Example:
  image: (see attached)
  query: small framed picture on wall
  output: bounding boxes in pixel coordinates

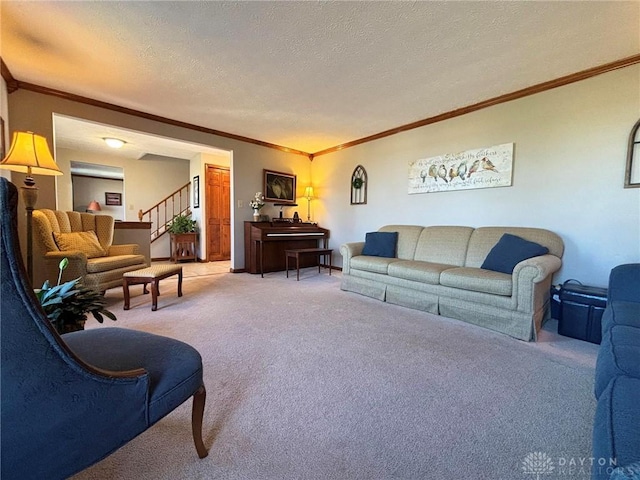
[105,192,122,206]
[193,175,200,208]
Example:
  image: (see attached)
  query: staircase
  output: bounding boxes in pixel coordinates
[138,182,191,243]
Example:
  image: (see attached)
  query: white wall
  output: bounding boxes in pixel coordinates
[312,65,640,287]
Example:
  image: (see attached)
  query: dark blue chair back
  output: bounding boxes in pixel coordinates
[1,178,207,479]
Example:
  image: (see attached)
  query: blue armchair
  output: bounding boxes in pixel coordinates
[0,178,208,479]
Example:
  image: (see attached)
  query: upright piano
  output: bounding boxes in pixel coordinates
[244,221,330,275]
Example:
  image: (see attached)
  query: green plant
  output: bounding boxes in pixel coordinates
[168,214,197,234]
[35,258,116,334]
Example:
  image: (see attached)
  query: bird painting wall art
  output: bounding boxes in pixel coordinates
[408,143,514,194]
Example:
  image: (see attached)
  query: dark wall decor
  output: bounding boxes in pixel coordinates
[625,118,640,188]
[105,192,122,206]
[264,169,296,203]
[193,175,200,208]
[350,165,368,205]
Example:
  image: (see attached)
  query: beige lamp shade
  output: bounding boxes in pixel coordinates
[87,201,102,212]
[0,131,63,179]
[304,186,314,199]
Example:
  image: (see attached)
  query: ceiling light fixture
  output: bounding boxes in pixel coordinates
[103,138,125,149]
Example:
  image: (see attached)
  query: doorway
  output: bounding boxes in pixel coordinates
[205,164,231,261]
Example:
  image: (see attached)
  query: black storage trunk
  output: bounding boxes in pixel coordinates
[557,281,607,344]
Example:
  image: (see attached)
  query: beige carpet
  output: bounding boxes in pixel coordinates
[71,268,599,480]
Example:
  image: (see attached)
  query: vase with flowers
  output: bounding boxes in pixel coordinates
[249,192,265,221]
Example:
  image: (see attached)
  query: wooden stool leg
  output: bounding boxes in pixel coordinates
[151,279,159,311]
[123,278,131,310]
[286,254,289,278]
[177,269,183,297]
[329,252,332,275]
[192,385,208,459]
[143,282,149,294]
[296,253,300,281]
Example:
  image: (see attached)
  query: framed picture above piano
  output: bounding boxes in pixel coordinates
[264,169,296,203]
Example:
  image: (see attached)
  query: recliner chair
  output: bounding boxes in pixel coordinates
[0,178,208,479]
[32,209,147,291]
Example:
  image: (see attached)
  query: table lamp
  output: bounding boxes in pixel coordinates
[87,200,102,213]
[0,131,63,284]
[304,186,314,222]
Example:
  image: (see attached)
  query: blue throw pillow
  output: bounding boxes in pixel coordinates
[481,233,549,274]
[362,232,398,258]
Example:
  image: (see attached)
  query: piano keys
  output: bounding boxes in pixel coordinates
[244,221,330,276]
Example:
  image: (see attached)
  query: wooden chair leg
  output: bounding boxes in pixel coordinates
[192,385,208,459]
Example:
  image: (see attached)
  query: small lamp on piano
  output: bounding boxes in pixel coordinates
[0,131,63,285]
[304,186,314,222]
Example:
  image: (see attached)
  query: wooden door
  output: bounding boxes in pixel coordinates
[205,165,231,261]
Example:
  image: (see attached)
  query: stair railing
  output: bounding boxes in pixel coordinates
[138,182,191,243]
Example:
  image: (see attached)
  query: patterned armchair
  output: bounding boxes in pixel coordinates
[32,209,147,291]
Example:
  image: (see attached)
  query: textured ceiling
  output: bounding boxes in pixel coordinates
[2,1,639,154]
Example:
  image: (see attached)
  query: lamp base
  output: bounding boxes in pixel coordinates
[20,184,38,286]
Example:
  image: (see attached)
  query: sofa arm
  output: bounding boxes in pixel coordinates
[43,251,88,285]
[513,254,562,313]
[513,254,562,283]
[340,242,365,275]
[108,244,140,256]
[608,264,640,303]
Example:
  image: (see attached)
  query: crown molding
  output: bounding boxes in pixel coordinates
[3,53,638,159]
[1,58,19,93]
[3,71,311,158]
[311,53,640,157]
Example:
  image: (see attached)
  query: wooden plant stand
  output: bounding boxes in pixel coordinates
[170,233,198,263]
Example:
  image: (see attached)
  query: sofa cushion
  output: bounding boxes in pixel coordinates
[362,231,398,258]
[608,264,640,303]
[601,301,640,336]
[378,225,424,260]
[440,267,513,296]
[349,255,400,275]
[388,260,454,284]
[595,325,640,398]
[481,233,549,274]
[592,376,640,480]
[86,254,147,274]
[413,226,473,266]
[63,327,203,425]
[53,231,106,258]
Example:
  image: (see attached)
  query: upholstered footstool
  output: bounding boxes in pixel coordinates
[123,265,183,311]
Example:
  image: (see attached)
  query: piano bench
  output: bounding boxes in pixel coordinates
[284,248,333,281]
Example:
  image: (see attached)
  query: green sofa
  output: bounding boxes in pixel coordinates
[340,225,564,341]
